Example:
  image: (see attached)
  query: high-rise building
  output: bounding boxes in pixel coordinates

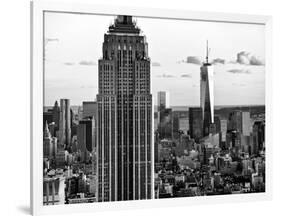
[200,42,214,136]
[77,117,95,161]
[228,110,243,132]
[178,117,189,135]
[96,15,153,202]
[43,121,57,159]
[189,107,203,142]
[58,99,71,148]
[52,100,60,129]
[157,91,169,111]
[242,111,251,136]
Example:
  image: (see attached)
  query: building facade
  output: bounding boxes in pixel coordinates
[58,99,71,148]
[200,45,214,137]
[157,91,169,111]
[96,15,153,202]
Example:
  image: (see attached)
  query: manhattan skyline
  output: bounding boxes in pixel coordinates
[43,13,266,205]
[44,12,265,107]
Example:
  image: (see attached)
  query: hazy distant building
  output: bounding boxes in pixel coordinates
[158,108,173,139]
[242,111,251,136]
[220,119,228,149]
[179,117,189,134]
[200,43,214,136]
[58,99,71,148]
[189,107,203,142]
[157,91,169,111]
[82,101,98,119]
[96,15,152,202]
[228,110,243,132]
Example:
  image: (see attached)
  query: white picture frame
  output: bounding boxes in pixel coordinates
[31,0,273,215]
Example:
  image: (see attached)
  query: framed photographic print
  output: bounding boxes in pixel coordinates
[31,0,272,215]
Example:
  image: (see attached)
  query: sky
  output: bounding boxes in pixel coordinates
[44,12,265,107]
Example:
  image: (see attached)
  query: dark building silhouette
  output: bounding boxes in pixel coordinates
[189,107,203,142]
[97,15,152,202]
[77,118,95,153]
[59,99,71,148]
[52,100,60,128]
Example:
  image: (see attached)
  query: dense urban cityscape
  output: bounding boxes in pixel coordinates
[43,15,265,205]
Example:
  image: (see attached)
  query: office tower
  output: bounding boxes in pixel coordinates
[242,111,251,136]
[43,109,53,126]
[200,42,214,136]
[178,117,189,135]
[158,108,173,139]
[189,107,203,142]
[43,121,57,159]
[77,118,95,161]
[96,15,152,202]
[220,119,228,149]
[228,110,243,132]
[154,112,160,132]
[58,99,71,148]
[214,115,221,133]
[52,100,60,129]
[157,91,170,111]
[82,101,98,119]
[252,121,265,152]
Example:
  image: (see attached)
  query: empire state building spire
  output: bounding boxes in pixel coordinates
[97,15,152,202]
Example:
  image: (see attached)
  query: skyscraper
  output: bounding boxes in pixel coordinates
[189,107,203,142]
[200,42,214,136]
[59,99,71,148]
[96,15,153,202]
[77,117,95,161]
[52,100,60,129]
[157,91,169,111]
[43,121,57,159]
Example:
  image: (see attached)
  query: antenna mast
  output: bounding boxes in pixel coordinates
[206,40,209,64]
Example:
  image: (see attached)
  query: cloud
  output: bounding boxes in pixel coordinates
[236,51,264,65]
[181,74,192,78]
[152,62,161,67]
[45,38,59,43]
[156,73,175,78]
[212,58,226,64]
[64,62,75,66]
[186,56,202,65]
[227,69,251,74]
[232,83,246,87]
[79,60,97,66]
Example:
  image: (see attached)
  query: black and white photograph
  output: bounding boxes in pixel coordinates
[42,12,265,205]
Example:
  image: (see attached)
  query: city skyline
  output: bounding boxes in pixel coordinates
[44,12,265,107]
[43,13,266,205]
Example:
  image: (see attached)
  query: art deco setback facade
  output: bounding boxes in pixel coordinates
[96,15,153,202]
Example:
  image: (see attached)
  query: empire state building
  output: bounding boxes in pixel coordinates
[96,15,153,202]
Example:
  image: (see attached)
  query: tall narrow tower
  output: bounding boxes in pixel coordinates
[97,15,153,202]
[200,41,214,136]
[58,99,71,148]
